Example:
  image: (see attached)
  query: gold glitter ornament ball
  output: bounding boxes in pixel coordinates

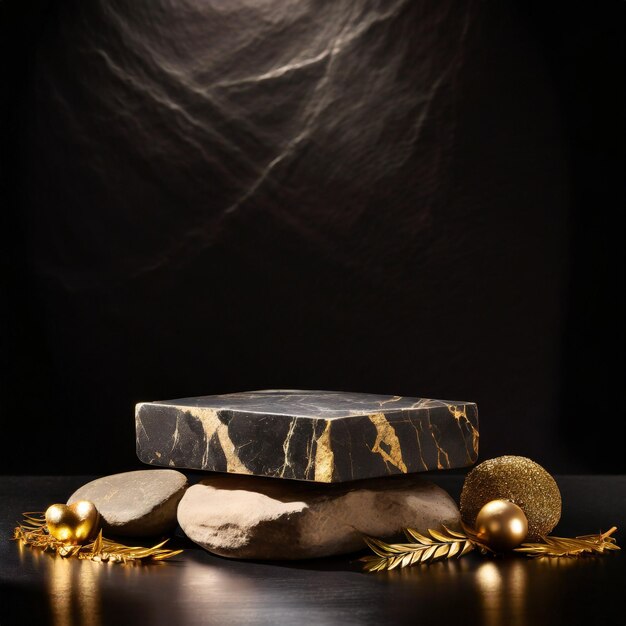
[460,456,561,541]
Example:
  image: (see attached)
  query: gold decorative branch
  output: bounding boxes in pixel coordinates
[362,525,620,571]
[360,526,476,572]
[514,527,620,558]
[14,513,182,564]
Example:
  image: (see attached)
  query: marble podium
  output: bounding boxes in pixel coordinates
[136,390,478,483]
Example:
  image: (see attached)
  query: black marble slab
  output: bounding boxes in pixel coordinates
[136,390,479,482]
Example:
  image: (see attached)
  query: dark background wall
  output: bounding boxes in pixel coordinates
[1,1,623,475]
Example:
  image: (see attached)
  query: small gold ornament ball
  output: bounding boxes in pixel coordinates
[460,455,561,541]
[475,499,528,551]
[45,501,100,544]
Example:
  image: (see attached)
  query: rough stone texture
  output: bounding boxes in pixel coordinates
[68,470,188,537]
[137,390,479,482]
[176,474,460,559]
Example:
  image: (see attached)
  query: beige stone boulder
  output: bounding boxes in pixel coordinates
[177,474,459,559]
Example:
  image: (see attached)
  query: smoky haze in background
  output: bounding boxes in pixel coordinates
[1,0,623,474]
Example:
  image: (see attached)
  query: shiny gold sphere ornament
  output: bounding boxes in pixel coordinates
[475,499,528,551]
[45,501,100,544]
[460,455,561,541]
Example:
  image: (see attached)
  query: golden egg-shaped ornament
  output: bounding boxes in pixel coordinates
[45,501,100,544]
[460,455,561,541]
[475,499,528,552]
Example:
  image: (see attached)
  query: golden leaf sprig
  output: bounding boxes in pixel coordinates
[361,524,620,571]
[13,513,182,564]
[514,527,620,558]
[361,526,477,572]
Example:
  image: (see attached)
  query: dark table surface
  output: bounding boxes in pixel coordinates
[1,474,625,626]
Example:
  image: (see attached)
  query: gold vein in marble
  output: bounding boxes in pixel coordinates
[423,409,450,470]
[279,418,297,478]
[430,427,451,469]
[378,395,402,406]
[447,404,479,459]
[186,407,252,475]
[408,419,429,471]
[368,413,408,473]
[314,420,334,482]
[303,428,317,480]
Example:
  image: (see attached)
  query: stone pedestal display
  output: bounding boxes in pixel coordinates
[134,389,478,559]
[136,389,479,482]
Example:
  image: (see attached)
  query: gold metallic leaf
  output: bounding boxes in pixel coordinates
[514,527,620,558]
[443,526,467,539]
[428,529,452,543]
[361,526,475,571]
[420,545,437,561]
[447,541,460,558]
[432,545,449,559]
[404,528,433,544]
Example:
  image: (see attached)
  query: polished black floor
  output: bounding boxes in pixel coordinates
[1,475,625,626]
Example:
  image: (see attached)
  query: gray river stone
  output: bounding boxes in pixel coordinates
[68,469,188,537]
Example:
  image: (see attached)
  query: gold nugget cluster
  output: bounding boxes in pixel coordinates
[14,513,182,564]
